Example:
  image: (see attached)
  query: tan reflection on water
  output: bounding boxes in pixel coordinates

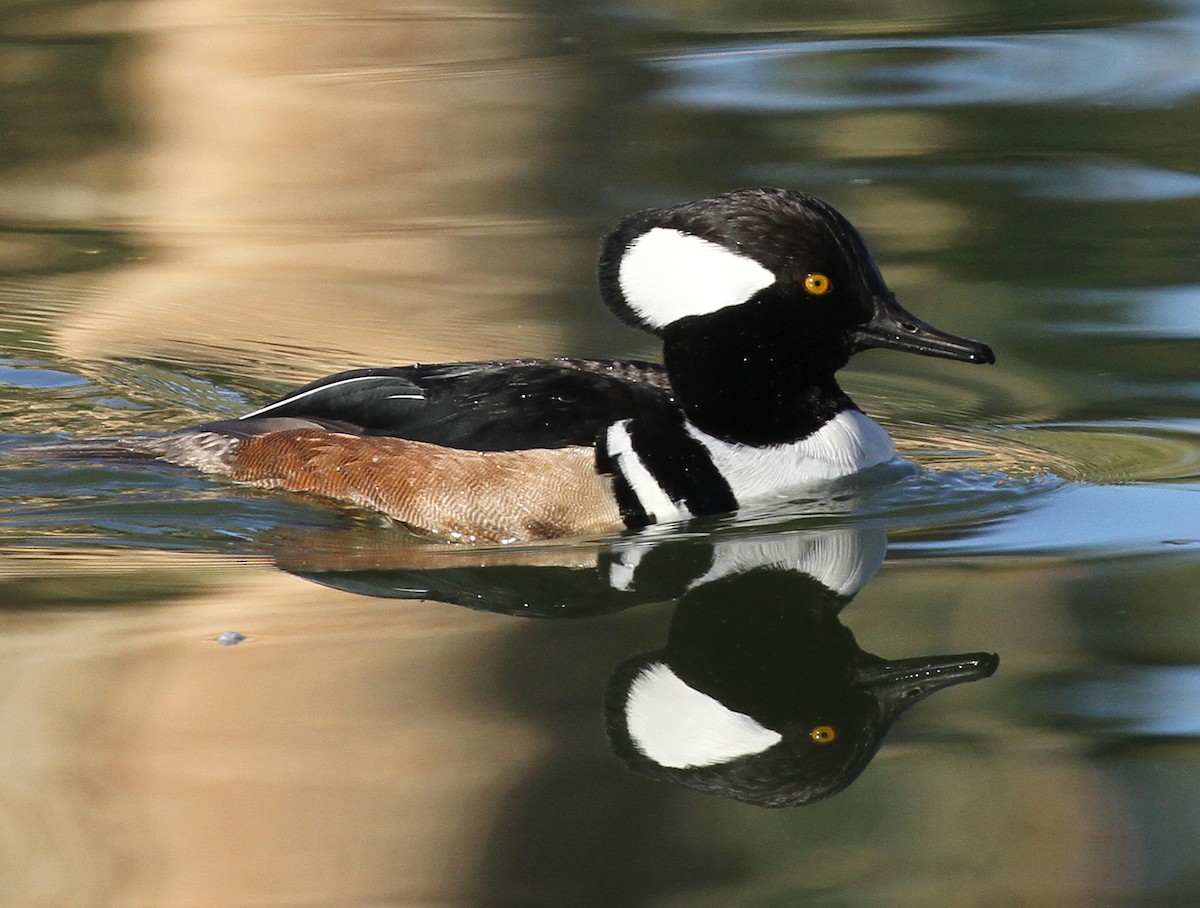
[0,548,1139,907]
[0,3,583,903]
[4,0,584,381]
[0,551,541,906]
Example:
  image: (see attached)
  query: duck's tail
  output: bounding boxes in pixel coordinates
[14,417,357,473]
[14,429,242,473]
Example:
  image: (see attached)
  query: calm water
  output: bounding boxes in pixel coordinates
[1,0,1199,904]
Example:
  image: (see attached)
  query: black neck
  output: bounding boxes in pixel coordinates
[662,304,856,446]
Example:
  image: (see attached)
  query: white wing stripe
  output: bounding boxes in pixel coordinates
[240,375,424,419]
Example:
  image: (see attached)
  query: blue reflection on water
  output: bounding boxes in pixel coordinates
[894,482,1200,557]
[0,359,87,389]
[1057,287,1200,337]
[1053,666,1200,735]
[649,5,1200,111]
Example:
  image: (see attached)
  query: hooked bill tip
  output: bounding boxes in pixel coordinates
[969,343,997,365]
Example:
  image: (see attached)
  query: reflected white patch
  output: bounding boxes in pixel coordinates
[687,409,896,502]
[625,663,782,769]
[605,421,690,525]
[619,228,775,328]
[689,526,887,596]
[607,541,652,591]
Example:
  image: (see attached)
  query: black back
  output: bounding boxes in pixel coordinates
[238,358,673,452]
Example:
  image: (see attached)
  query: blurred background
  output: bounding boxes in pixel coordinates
[0,0,1199,904]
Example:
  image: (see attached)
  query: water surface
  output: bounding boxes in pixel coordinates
[1,0,1199,905]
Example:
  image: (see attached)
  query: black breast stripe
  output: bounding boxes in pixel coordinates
[596,427,653,528]
[596,409,737,527]
[624,412,738,516]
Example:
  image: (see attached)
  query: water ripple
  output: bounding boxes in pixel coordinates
[650,9,1200,111]
[998,419,1200,483]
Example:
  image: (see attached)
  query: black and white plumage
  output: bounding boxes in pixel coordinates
[32,188,996,542]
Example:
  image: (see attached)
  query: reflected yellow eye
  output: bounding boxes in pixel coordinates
[810,725,838,744]
[803,273,832,295]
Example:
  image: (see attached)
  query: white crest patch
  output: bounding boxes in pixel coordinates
[618,228,775,328]
[686,410,896,504]
[625,663,782,769]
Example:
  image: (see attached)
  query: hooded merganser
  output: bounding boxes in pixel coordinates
[42,188,995,542]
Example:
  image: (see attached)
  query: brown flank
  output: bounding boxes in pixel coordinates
[228,429,622,543]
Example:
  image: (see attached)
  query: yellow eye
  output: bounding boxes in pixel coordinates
[810,725,837,744]
[804,273,832,295]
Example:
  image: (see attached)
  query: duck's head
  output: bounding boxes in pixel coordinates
[598,187,995,367]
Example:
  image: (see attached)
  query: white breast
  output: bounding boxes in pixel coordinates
[685,409,897,506]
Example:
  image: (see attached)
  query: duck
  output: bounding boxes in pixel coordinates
[46,188,995,543]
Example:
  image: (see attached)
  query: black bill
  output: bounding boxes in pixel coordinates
[854,294,996,364]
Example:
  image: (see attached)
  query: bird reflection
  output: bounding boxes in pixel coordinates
[605,545,997,806]
[272,524,997,806]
